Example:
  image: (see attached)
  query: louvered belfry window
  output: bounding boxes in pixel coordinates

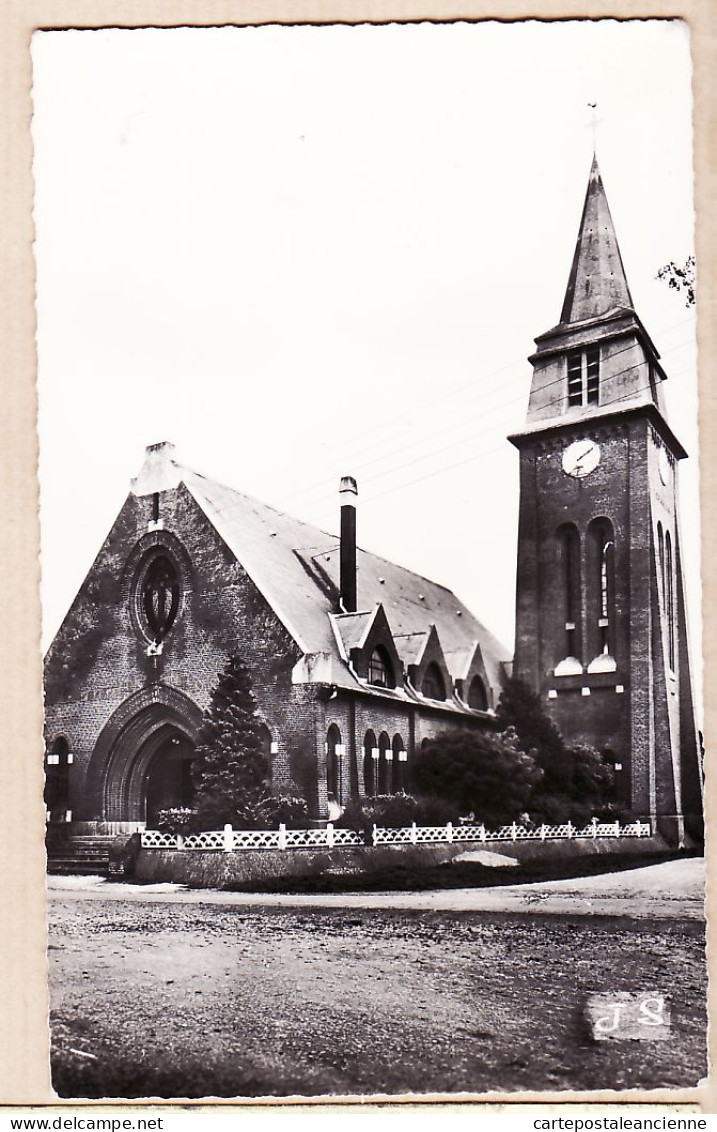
[567,346,600,407]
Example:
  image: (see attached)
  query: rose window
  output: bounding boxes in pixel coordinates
[141,554,180,643]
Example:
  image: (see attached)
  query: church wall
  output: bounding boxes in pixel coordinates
[514,419,646,790]
[601,335,650,407]
[314,693,493,811]
[514,397,698,820]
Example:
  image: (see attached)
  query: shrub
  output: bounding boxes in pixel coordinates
[261,793,310,829]
[413,728,542,829]
[155,807,196,833]
[335,798,378,840]
[497,678,616,820]
[336,792,461,839]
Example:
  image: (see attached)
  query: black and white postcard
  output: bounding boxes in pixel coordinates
[3,7,713,1114]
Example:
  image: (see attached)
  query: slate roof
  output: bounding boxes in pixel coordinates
[393,632,429,668]
[172,463,510,696]
[559,155,634,326]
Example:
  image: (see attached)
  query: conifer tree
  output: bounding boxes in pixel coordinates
[496,676,564,759]
[191,653,270,829]
[496,675,614,821]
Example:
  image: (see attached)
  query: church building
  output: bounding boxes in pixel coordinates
[510,156,703,841]
[43,156,703,840]
[43,447,508,829]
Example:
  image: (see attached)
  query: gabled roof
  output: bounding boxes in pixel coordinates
[445,644,478,682]
[393,631,429,668]
[331,611,376,656]
[559,156,634,326]
[131,447,510,694]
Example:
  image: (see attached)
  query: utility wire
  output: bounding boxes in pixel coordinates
[268,312,696,517]
[189,354,696,563]
[289,332,696,520]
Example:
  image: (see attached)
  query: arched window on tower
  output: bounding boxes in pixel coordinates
[421,663,446,701]
[467,675,488,711]
[363,729,377,798]
[560,524,581,660]
[587,519,616,672]
[666,531,675,671]
[368,647,394,689]
[554,524,582,676]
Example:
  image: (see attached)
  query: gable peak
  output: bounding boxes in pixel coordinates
[131,440,183,496]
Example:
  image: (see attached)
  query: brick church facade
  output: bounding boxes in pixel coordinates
[43,157,703,838]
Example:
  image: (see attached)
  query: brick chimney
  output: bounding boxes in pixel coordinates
[131,441,182,496]
[339,475,358,613]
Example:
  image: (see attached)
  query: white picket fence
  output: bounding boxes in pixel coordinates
[140,817,651,852]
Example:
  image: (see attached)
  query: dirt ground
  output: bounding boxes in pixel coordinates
[48,880,706,1100]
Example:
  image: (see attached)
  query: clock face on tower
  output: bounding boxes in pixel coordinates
[562,438,601,478]
[658,446,671,486]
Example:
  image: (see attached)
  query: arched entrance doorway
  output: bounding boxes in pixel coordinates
[143,727,195,827]
[85,686,203,827]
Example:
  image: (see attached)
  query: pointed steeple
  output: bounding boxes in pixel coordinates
[559,156,633,325]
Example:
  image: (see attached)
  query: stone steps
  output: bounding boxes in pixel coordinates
[46,835,120,876]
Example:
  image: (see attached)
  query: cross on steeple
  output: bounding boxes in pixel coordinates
[587,101,603,155]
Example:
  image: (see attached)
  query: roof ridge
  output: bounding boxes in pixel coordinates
[182,467,336,539]
[185,466,465,599]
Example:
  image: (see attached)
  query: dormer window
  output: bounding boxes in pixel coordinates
[421,663,446,701]
[567,346,600,407]
[467,675,488,711]
[368,647,394,689]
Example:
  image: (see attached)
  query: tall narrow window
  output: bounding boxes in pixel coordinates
[378,732,391,794]
[666,531,675,670]
[557,524,581,668]
[363,730,377,798]
[599,539,613,654]
[45,737,71,822]
[567,352,583,406]
[586,346,600,403]
[587,519,615,671]
[326,724,341,803]
[392,734,406,792]
[567,347,600,407]
[257,724,274,788]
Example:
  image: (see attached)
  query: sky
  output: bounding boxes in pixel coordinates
[31,20,700,699]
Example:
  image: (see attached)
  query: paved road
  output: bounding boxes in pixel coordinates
[47,856,704,920]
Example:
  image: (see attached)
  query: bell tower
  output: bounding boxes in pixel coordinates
[509,156,702,841]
